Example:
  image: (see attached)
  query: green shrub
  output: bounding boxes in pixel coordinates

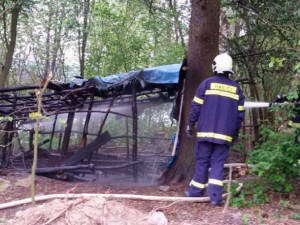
[230,183,269,208]
[248,125,300,193]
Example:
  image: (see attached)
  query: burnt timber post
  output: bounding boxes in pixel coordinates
[97,97,115,137]
[132,80,138,182]
[126,117,130,160]
[49,112,58,150]
[81,94,95,147]
[58,123,63,151]
[61,111,75,155]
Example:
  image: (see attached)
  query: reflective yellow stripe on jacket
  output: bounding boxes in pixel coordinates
[193,96,204,104]
[197,132,233,142]
[238,105,245,111]
[205,90,239,100]
[210,83,237,93]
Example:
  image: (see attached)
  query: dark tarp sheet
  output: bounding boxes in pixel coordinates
[80,64,181,92]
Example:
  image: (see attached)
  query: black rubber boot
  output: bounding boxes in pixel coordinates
[183,191,190,197]
[210,200,225,207]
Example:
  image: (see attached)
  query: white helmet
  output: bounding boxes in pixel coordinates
[212,53,234,74]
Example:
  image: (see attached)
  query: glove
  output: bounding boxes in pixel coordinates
[232,133,239,144]
[275,93,288,103]
[186,125,194,138]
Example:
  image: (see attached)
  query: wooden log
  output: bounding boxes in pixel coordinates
[34,164,94,174]
[61,131,111,166]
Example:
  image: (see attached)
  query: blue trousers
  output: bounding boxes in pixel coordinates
[189,141,229,203]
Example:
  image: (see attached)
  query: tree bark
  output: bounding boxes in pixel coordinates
[79,0,91,78]
[159,0,220,184]
[0,0,22,88]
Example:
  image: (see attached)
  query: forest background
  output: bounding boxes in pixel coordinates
[0,0,300,208]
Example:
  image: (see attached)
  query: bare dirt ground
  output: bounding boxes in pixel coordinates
[0,170,299,225]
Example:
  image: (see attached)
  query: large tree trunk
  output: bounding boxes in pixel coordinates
[0,0,22,88]
[159,0,220,184]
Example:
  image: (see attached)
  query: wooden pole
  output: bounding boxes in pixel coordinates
[132,80,138,182]
[49,112,58,150]
[81,94,94,147]
[126,117,130,159]
[61,111,75,155]
[172,79,185,156]
[57,124,63,151]
[97,97,115,137]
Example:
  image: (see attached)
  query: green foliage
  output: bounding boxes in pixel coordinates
[279,200,289,210]
[224,0,300,105]
[58,119,67,127]
[242,213,250,225]
[231,133,251,160]
[290,213,300,220]
[0,116,13,122]
[248,125,300,192]
[86,0,186,77]
[252,186,269,205]
[230,183,269,208]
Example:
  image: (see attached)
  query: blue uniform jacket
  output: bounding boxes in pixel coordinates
[188,74,245,145]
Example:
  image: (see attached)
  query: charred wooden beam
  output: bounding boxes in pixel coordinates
[47,82,64,91]
[61,131,111,166]
[61,111,75,155]
[49,113,58,150]
[33,164,94,174]
[97,97,115,137]
[0,84,41,93]
[81,94,94,147]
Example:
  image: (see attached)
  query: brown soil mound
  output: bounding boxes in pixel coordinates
[7,197,168,225]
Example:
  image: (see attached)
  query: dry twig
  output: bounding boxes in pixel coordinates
[42,198,84,225]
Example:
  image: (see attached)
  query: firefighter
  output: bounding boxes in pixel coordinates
[185,53,245,205]
[276,87,300,163]
[287,88,300,144]
[287,88,300,164]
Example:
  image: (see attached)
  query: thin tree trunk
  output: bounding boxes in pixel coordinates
[169,0,186,48]
[0,0,22,88]
[79,0,91,78]
[44,8,52,79]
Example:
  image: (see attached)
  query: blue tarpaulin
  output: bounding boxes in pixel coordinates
[142,64,181,84]
[85,63,181,92]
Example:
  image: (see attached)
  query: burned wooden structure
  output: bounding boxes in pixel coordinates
[0,64,183,183]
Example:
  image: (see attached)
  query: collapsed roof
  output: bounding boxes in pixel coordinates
[0,63,184,121]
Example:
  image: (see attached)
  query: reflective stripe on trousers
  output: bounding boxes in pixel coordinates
[189,141,229,202]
